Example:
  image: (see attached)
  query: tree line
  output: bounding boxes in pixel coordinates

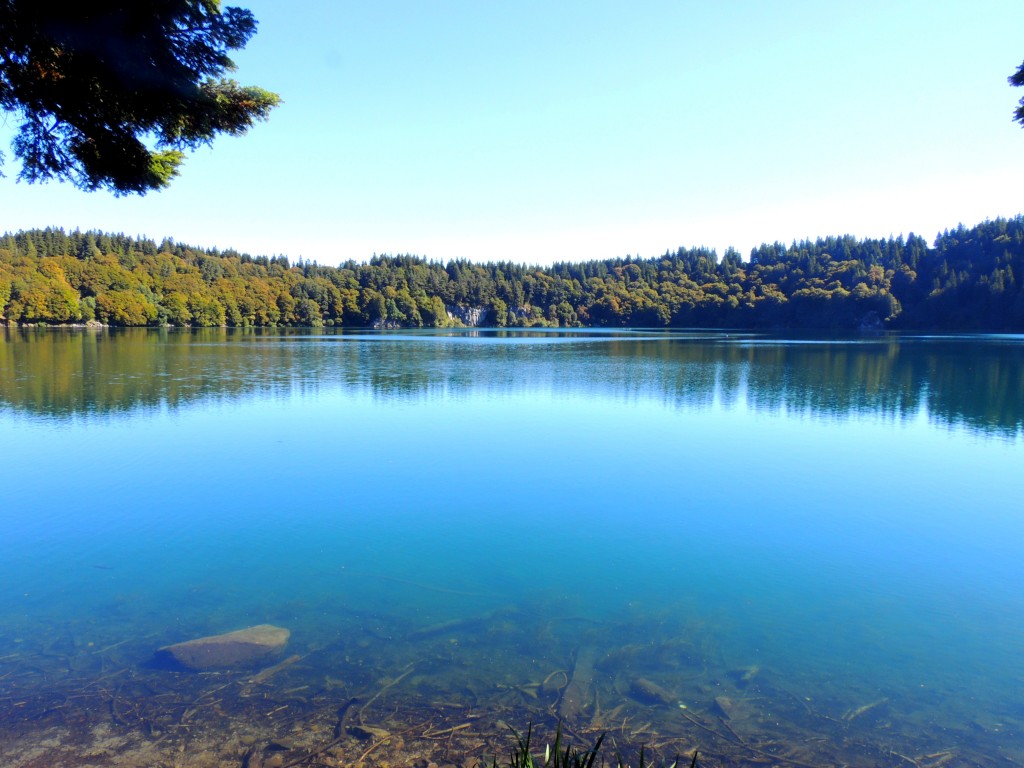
[2,217,1023,330]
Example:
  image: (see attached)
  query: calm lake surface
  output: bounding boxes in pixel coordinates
[1,328,1022,767]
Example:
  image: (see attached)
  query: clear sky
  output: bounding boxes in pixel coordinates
[2,1,1024,266]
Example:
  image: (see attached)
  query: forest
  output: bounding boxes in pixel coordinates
[1,216,1023,330]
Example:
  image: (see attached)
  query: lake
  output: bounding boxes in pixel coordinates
[1,327,1022,767]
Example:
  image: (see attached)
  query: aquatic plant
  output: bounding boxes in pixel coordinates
[617,746,699,768]
[496,723,696,768]
[499,722,603,768]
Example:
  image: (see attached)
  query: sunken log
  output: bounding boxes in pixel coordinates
[558,645,598,722]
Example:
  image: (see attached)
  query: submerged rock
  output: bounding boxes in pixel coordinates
[712,696,735,719]
[728,664,761,687]
[349,724,390,741]
[629,677,675,705]
[158,624,290,670]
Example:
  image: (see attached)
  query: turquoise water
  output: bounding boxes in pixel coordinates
[1,328,1022,766]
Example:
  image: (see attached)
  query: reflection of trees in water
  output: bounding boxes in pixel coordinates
[1,328,1021,436]
[0,327,302,417]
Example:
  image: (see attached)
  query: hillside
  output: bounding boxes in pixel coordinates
[2,217,1023,330]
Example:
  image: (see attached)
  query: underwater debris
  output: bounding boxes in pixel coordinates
[843,697,888,722]
[558,647,598,722]
[0,599,1012,768]
[241,739,295,768]
[409,606,520,639]
[540,670,569,698]
[248,654,302,685]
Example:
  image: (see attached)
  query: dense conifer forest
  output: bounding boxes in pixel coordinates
[2,216,1023,330]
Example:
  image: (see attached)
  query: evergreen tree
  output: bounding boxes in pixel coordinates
[0,1,279,193]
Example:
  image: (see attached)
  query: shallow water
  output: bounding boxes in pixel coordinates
[1,328,1022,767]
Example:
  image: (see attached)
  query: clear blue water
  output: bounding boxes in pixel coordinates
[1,328,1022,766]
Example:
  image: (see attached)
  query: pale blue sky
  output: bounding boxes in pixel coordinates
[2,1,1024,265]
